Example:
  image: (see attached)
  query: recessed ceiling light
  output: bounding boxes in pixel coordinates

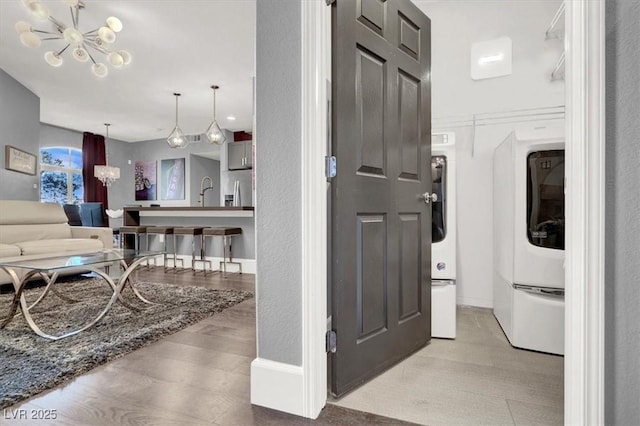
[226,115,236,121]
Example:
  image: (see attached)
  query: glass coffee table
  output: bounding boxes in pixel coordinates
[0,249,162,340]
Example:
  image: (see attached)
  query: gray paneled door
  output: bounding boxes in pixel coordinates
[330,0,433,396]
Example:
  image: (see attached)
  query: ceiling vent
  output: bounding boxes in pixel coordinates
[186,134,203,143]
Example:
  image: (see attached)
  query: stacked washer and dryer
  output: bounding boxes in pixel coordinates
[431,132,457,339]
[493,125,565,355]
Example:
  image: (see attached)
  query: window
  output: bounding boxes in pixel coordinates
[526,150,565,250]
[40,147,84,204]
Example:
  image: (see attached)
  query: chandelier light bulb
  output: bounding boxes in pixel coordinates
[15,21,31,34]
[63,27,83,44]
[106,16,123,32]
[19,31,41,48]
[72,47,89,62]
[108,52,124,68]
[91,63,108,77]
[44,51,63,67]
[98,26,116,44]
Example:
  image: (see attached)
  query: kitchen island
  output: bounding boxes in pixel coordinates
[123,206,255,272]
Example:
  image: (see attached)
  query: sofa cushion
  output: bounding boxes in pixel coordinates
[0,223,73,245]
[0,243,21,258]
[0,201,69,225]
[16,238,103,256]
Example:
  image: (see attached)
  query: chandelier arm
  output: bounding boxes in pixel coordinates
[33,29,57,35]
[75,6,80,29]
[58,44,71,55]
[41,37,63,41]
[83,28,99,35]
[70,7,77,29]
[84,39,108,55]
[48,16,65,32]
[84,46,98,65]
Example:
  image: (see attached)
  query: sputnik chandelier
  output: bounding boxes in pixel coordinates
[15,0,132,77]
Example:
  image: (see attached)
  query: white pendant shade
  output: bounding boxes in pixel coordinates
[98,26,116,44]
[44,51,63,67]
[19,31,41,48]
[91,63,108,77]
[26,1,49,21]
[106,16,123,32]
[118,50,132,65]
[14,21,31,34]
[108,52,124,68]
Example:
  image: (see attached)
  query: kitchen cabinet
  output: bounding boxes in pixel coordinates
[228,140,252,170]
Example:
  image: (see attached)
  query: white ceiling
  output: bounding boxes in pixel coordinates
[0,0,256,142]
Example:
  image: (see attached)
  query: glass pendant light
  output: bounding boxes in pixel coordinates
[205,85,226,145]
[167,93,189,148]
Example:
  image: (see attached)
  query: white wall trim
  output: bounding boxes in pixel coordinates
[250,358,305,416]
[147,255,256,274]
[565,1,605,425]
[300,0,329,419]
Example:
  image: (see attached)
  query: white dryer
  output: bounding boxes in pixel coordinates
[431,132,456,339]
[493,125,565,355]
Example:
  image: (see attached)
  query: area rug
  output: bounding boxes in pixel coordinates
[0,278,252,409]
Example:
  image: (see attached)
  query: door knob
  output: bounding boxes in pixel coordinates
[421,192,438,204]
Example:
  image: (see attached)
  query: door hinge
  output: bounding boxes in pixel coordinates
[325,156,337,179]
[326,0,336,5]
[326,330,337,353]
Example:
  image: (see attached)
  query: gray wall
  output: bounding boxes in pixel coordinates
[255,0,302,365]
[605,1,640,424]
[126,137,221,207]
[0,69,40,201]
[190,154,221,207]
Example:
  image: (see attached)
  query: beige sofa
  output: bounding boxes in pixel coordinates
[0,200,113,285]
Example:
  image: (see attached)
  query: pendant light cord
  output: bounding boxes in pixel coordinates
[104,123,110,166]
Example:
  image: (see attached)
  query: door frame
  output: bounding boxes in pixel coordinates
[298,0,605,423]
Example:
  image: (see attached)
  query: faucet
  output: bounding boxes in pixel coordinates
[199,176,214,206]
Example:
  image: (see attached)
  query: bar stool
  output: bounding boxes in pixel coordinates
[174,226,210,273]
[202,227,242,278]
[119,226,147,252]
[146,226,183,272]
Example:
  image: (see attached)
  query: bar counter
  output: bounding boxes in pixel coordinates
[122,206,255,265]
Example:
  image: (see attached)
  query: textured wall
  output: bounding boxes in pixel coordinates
[0,69,40,201]
[255,0,302,365]
[605,0,640,424]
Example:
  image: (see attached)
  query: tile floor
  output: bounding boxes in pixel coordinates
[329,306,564,425]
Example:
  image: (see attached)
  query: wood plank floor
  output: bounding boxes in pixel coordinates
[6,269,412,426]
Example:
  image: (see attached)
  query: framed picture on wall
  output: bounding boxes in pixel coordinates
[160,158,185,200]
[134,160,157,200]
[5,145,37,175]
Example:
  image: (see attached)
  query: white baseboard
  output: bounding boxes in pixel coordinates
[457,296,493,309]
[147,255,256,274]
[250,358,304,416]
